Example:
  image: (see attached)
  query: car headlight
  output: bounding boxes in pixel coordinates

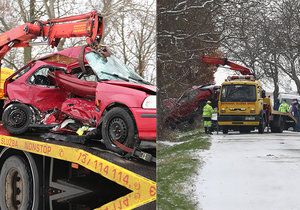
[142,95,156,109]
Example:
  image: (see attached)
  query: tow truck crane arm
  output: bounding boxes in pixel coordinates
[0,10,103,62]
[201,55,254,76]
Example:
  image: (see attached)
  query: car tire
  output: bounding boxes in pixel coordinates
[0,156,34,210]
[2,103,33,135]
[102,107,136,148]
[164,117,177,130]
[188,117,195,125]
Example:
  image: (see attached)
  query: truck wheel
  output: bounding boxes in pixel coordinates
[258,117,266,134]
[102,107,136,148]
[0,156,34,210]
[277,117,284,133]
[271,116,284,133]
[2,103,32,135]
[239,128,251,134]
[222,128,228,134]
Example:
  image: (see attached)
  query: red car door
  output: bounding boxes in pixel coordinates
[27,66,67,112]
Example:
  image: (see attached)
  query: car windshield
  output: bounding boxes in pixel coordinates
[221,84,256,102]
[85,52,150,85]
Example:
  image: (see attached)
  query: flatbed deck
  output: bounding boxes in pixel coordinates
[0,126,156,209]
[272,110,297,123]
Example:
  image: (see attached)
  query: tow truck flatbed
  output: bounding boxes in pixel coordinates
[271,110,297,122]
[0,126,156,210]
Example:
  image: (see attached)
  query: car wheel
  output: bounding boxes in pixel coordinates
[0,156,34,210]
[188,116,195,125]
[164,117,177,130]
[2,103,33,135]
[102,107,136,148]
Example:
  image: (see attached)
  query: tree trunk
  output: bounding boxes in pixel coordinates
[23,0,35,64]
[290,61,300,94]
[23,47,32,64]
[272,54,279,101]
[57,38,66,51]
[273,80,279,101]
[293,74,300,95]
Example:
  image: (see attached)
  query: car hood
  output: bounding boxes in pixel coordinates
[104,81,156,94]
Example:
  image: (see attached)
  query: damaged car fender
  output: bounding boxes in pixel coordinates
[96,82,156,142]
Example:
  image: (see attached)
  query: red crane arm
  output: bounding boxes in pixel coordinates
[201,56,253,75]
[0,10,104,61]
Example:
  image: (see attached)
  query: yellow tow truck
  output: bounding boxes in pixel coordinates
[0,67,14,115]
[0,67,14,98]
[202,56,297,134]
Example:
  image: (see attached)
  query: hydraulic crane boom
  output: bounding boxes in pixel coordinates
[201,55,254,76]
[0,10,103,62]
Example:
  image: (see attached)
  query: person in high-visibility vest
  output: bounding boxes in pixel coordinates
[279,99,290,113]
[202,100,214,134]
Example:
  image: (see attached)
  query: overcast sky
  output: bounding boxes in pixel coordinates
[214,67,298,94]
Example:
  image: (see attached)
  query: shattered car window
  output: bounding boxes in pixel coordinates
[74,66,98,82]
[81,74,98,82]
[29,67,53,86]
[85,52,149,84]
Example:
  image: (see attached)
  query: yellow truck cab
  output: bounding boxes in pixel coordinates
[201,56,296,134]
[218,75,267,134]
[0,67,14,116]
[0,67,14,99]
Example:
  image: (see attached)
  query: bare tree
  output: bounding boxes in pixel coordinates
[219,0,300,97]
[157,0,222,134]
[107,1,156,80]
[0,0,156,84]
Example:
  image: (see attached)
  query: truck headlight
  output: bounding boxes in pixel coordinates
[142,95,156,109]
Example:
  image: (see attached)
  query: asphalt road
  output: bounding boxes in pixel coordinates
[196,131,300,210]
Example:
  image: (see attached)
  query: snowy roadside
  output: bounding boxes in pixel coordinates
[157,129,211,210]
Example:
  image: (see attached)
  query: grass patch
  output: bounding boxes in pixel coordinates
[157,129,210,210]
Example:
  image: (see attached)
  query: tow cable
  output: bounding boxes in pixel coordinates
[112,140,156,163]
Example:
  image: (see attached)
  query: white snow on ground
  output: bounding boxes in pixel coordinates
[159,140,185,146]
[196,131,300,210]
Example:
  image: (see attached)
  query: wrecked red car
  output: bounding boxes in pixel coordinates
[163,84,219,128]
[3,46,156,148]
